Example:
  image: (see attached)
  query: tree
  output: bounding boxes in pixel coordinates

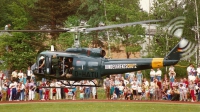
[104,0,148,58]
[149,0,200,77]
[0,0,46,71]
[27,0,81,40]
[77,0,105,48]
[0,33,37,70]
[0,0,13,29]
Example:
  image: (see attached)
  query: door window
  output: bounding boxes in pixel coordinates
[88,62,98,71]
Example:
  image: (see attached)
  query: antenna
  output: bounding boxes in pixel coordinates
[73,32,81,48]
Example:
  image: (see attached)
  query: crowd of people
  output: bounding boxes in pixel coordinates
[0,68,97,101]
[104,65,200,102]
[0,65,200,102]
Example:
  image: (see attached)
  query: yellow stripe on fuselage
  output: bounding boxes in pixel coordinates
[151,58,164,68]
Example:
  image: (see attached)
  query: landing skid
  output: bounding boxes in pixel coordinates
[60,80,102,88]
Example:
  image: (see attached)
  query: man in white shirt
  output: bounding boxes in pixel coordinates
[155,68,162,81]
[150,69,156,82]
[11,70,18,82]
[27,66,32,81]
[55,80,61,100]
[18,70,24,82]
[186,64,193,76]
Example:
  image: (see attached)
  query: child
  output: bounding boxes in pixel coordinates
[137,84,143,100]
[167,88,172,100]
[149,86,154,100]
[79,87,84,100]
[112,91,117,100]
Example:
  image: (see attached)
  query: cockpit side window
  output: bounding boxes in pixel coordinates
[76,61,86,66]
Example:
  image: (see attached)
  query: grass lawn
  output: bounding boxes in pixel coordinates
[0,101,199,112]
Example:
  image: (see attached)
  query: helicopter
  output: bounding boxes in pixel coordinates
[0,18,190,87]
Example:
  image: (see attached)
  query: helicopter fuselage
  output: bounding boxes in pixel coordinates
[33,46,180,81]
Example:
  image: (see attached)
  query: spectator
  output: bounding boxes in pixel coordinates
[166,88,172,100]
[38,81,44,100]
[150,69,156,82]
[149,86,154,100]
[5,24,11,30]
[44,81,50,100]
[11,70,18,82]
[79,87,84,100]
[155,68,162,81]
[131,82,138,100]
[104,78,110,100]
[125,73,129,79]
[18,70,24,83]
[169,65,175,72]
[111,91,117,100]
[84,80,90,99]
[197,80,200,102]
[179,84,187,101]
[91,79,97,99]
[189,81,196,102]
[19,82,25,101]
[129,72,135,81]
[154,79,162,100]
[29,80,36,101]
[0,71,4,88]
[196,65,200,78]
[9,80,17,101]
[118,83,124,100]
[2,82,8,101]
[171,87,180,101]
[136,71,143,85]
[55,80,61,100]
[27,66,32,81]
[137,84,142,100]
[169,70,176,88]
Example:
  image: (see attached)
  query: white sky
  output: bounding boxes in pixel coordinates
[140,0,154,13]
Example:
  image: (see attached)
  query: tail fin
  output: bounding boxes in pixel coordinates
[164,39,189,60]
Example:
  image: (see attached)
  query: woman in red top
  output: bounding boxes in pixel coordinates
[44,81,50,100]
[52,88,56,100]
[64,88,69,99]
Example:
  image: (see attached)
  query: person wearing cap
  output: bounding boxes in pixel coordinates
[39,56,45,73]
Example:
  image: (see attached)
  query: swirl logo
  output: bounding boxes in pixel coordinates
[165,16,197,60]
[166,16,186,38]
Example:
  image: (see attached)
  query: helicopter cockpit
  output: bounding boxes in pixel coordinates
[33,52,75,78]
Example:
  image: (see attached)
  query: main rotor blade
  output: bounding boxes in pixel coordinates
[0,29,69,32]
[85,19,164,32]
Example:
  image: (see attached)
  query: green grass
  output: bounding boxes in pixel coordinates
[0,102,199,112]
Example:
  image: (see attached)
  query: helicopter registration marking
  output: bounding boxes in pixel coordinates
[105,64,136,69]
[75,71,99,78]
